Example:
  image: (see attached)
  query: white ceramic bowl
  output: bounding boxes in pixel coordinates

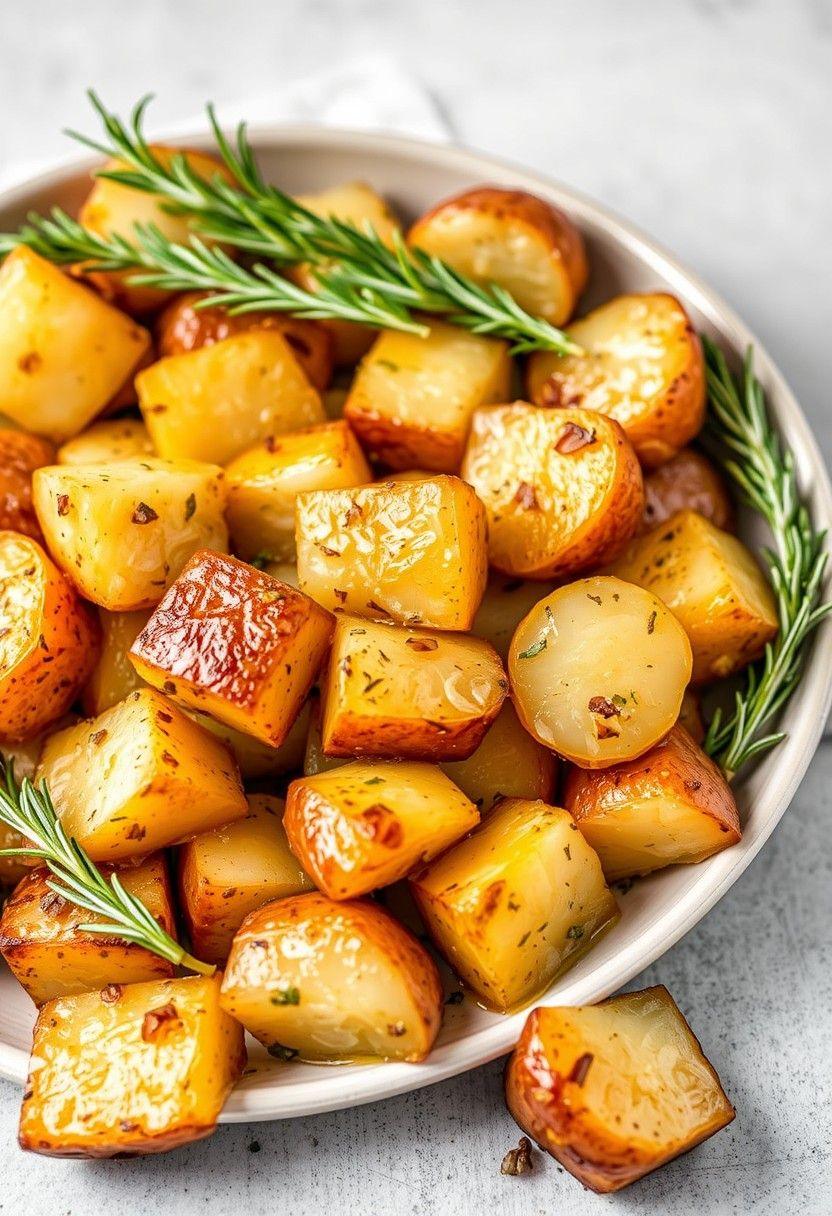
[1,127,830,1122]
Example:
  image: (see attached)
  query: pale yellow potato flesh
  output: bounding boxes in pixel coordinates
[440,701,558,812]
[83,608,151,715]
[57,419,154,465]
[471,575,557,659]
[187,700,311,781]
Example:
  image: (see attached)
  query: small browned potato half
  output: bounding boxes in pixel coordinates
[0,853,176,1005]
[505,987,735,1192]
[409,187,587,326]
[0,532,99,740]
[0,430,55,539]
[137,331,325,467]
[678,688,705,743]
[563,725,741,882]
[0,247,151,441]
[526,293,706,468]
[284,760,479,899]
[225,421,372,562]
[57,418,154,466]
[320,615,507,760]
[155,291,334,390]
[220,891,442,1063]
[19,974,246,1158]
[188,699,311,781]
[609,509,778,683]
[441,701,558,812]
[33,456,228,611]
[82,607,151,716]
[642,448,735,533]
[37,688,247,862]
[462,403,644,580]
[131,552,333,746]
[296,475,488,628]
[179,794,314,966]
[509,576,692,769]
[411,798,617,1011]
[344,322,511,472]
[471,575,556,659]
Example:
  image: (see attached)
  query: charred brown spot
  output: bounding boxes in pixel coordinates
[90,729,108,746]
[100,984,123,1004]
[56,493,71,516]
[127,823,147,841]
[513,481,540,510]
[344,500,362,526]
[141,1003,182,1043]
[406,637,439,652]
[132,502,159,525]
[39,891,66,916]
[569,1052,594,1086]
[588,696,619,718]
[360,804,403,848]
[555,422,595,454]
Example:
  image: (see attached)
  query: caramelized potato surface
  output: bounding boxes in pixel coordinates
[642,448,734,534]
[82,608,151,716]
[471,575,556,659]
[0,429,55,538]
[57,418,154,466]
[441,701,558,812]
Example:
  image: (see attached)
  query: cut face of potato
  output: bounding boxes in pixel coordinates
[409,187,587,326]
[19,974,245,1157]
[0,247,150,441]
[0,532,99,740]
[642,448,734,534]
[0,429,55,539]
[320,616,507,760]
[188,699,310,781]
[284,760,479,899]
[462,403,643,579]
[82,608,151,716]
[471,575,556,659]
[563,725,741,881]
[33,456,228,611]
[509,576,692,768]
[296,475,488,629]
[130,552,334,746]
[57,418,154,466]
[0,853,176,1005]
[225,421,372,562]
[526,293,706,468]
[505,987,735,1192]
[609,509,778,683]
[411,798,618,1011]
[441,701,558,813]
[220,892,442,1063]
[179,795,314,965]
[36,688,247,862]
[137,332,325,466]
[344,322,512,472]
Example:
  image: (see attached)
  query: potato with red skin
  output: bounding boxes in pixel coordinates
[0,430,55,539]
[130,551,334,746]
[642,448,735,534]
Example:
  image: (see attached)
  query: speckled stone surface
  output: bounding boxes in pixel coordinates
[1,1,831,1211]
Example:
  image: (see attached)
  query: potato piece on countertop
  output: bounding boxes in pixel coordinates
[0,430,55,539]
[641,448,734,533]
[471,575,556,660]
[57,418,154,466]
[441,701,557,812]
[82,607,151,716]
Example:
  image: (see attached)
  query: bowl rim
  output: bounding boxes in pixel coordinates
[1,123,830,1121]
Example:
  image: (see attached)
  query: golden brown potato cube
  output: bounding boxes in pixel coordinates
[505,988,735,1192]
[0,853,176,1005]
[130,551,334,746]
[137,331,325,467]
[0,430,55,539]
[188,699,310,781]
[563,725,741,881]
[225,421,371,562]
[296,475,487,628]
[284,760,479,899]
[179,794,313,965]
[57,418,154,466]
[37,688,247,862]
[462,403,643,579]
[441,701,557,812]
[0,247,150,441]
[411,798,618,1011]
[82,608,151,715]
[220,891,442,1062]
[344,323,511,472]
[320,616,507,760]
[409,187,587,326]
[641,448,734,534]
[527,293,706,468]
[19,974,245,1157]
[471,574,556,659]
[32,456,228,610]
[0,532,99,740]
[609,509,778,683]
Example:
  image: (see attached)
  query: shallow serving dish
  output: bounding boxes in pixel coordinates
[1,126,830,1121]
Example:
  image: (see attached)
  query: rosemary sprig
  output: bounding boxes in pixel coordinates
[0,759,214,975]
[702,339,831,777]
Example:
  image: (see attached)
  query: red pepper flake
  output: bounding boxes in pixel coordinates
[39,891,66,916]
[555,422,596,454]
[360,805,403,848]
[368,600,392,617]
[90,729,108,746]
[647,610,657,634]
[120,1120,139,1133]
[132,502,159,525]
[156,711,173,724]
[334,588,348,604]
[588,696,619,718]
[684,778,702,792]
[344,500,362,526]
[569,1052,594,1086]
[161,750,179,767]
[317,543,339,557]
[56,493,71,516]
[126,823,147,841]
[100,984,123,1004]
[162,680,176,695]
[513,481,539,510]
[141,1003,182,1043]
[387,1021,407,1037]
[406,637,439,652]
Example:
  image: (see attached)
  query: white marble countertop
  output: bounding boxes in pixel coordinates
[1,1,831,1211]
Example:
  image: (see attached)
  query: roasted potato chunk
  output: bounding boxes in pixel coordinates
[0,247,150,441]
[320,615,507,760]
[32,456,228,610]
[411,798,618,1011]
[303,695,347,776]
[0,853,176,1005]
[471,575,556,659]
[505,987,735,1192]
[220,892,442,1062]
[130,552,333,746]
[284,760,479,899]
[563,725,741,881]
[461,403,643,579]
[137,331,324,467]
[37,688,247,862]
[0,430,55,539]
[0,532,98,740]
[610,510,778,683]
[57,418,154,466]
[19,974,245,1157]
[409,187,587,326]
[527,293,706,468]
[296,475,487,628]
[179,794,313,965]
[642,448,734,533]
[441,701,557,812]
[188,699,311,781]
[344,323,511,472]
[509,577,692,768]
[225,421,371,562]
[82,608,151,716]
